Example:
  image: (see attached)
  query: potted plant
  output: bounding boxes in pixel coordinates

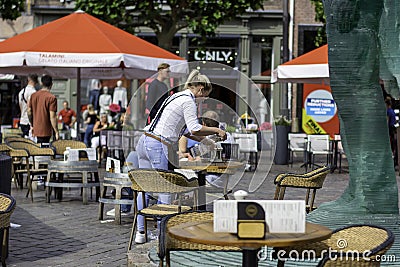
[274,116,291,165]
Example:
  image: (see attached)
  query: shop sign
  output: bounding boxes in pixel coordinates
[189,49,236,66]
[306,98,335,116]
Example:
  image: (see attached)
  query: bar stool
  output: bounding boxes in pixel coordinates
[98,172,135,224]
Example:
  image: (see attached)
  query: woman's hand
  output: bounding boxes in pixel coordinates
[216,128,227,141]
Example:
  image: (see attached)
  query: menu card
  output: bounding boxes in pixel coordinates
[68,148,97,161]
[214,200,306,233]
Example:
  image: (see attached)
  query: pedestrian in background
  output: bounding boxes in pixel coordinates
[27,75,59,143]
[18,73,38,137]
[83,104,98,147]
[58,100,77,131]
[145,63,171,125]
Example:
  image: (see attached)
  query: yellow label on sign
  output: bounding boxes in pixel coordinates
[302,109,327,135]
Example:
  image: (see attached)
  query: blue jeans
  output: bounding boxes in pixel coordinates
[121,151,139,212]
[89,89,100,111]
[135,134,171,232]
[84,124,95,147]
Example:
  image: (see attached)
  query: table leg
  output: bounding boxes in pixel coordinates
[94,172,100,201]
[82,171,88,205]
[242,249,259,267]
[331,140,338,173]
[197,171,206,211]
[56,173,64,201]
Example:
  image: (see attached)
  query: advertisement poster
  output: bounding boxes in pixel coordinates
[302,83,339,137]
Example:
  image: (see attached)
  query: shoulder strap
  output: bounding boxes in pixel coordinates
[21,87,27,103]
[148,94,192,132]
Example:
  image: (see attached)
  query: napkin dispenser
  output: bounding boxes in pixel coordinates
[237,202,266,239]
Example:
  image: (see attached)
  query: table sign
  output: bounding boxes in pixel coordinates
[68,148,97,161]
[106,157,121,173]
[214,200,306,234]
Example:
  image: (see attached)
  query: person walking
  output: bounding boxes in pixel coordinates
[27,75,59,144]
[18,74,38,137]
[145,63,171,125]
[134,69,226,244]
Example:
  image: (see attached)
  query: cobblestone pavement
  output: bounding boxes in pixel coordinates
[4,155,399,266]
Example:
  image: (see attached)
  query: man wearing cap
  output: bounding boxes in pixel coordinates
[145,63,171,125]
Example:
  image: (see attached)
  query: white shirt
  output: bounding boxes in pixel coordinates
[112,86,127,108]
[99,93,112,114]
[18,85,36,125]
[152,90,202,142]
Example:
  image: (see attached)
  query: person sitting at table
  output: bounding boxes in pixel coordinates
[179,110,232,188]
[91,113,113,159]
[134,70,227,244]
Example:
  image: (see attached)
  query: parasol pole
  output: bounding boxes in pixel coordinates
[76,67,81,140]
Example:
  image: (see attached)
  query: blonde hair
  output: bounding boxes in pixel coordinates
[87,104,94,111]
[184,70,212,92]
[157,63,170,71]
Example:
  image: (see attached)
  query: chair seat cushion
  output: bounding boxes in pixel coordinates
[140,204,192,216]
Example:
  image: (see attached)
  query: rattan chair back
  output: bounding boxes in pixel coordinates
[5,136,38,146]
[7,140,53,201]
[0,144,11,153]
[6,141,54,157]
[274,166,330,212]
[128,169,199,194]
[158,211,240,267]
[275,224,394,267]
[318,224,394,266]
[127,169,199,253]
[50,139,87,155]
[0,193,16,267]
[0,193,16,229]
[277,166,330,188]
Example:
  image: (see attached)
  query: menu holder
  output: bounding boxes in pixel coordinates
[237,202,266,239]
[214,200,306,235]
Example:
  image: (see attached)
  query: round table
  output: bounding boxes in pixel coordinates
[168,220,332,267]
[46,159,100,204]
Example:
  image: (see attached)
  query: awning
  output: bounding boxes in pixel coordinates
[271,45,329,84]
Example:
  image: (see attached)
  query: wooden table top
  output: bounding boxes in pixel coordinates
[168,220,332,248]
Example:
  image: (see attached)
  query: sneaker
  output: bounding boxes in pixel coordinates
[106,208,115,216]
[106,208,133,217]
[135,231,146,244]
[121,210,134,216]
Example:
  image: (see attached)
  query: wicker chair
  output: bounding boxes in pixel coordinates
[159,211,240,267]
[127,169,199,251]
[0,144,30,190]
[50,139,87,157]
[4,137,38,146]
[0,193,16,267]
[6,140,54,201]
[275,224,395,267]
[274,166,330,213]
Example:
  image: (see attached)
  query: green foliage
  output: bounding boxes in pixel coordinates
[274,116,291,126]
[0,0,24,21]
[225,125,236,133]
[75,0,264,51]
[310,0,327,46]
